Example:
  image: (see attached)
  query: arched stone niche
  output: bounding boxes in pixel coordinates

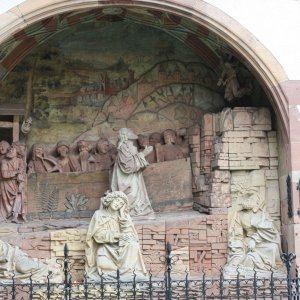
[0,0,292,278]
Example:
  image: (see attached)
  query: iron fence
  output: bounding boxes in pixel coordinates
[0,243,299,300]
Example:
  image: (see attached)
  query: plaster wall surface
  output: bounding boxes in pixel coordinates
[0,0,299,80]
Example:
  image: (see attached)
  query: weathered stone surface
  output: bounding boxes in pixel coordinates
[143,158,193,212]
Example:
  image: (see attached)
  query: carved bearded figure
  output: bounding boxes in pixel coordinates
[0,146,26,223]
[85,191,147,280]
[111,128,154,218]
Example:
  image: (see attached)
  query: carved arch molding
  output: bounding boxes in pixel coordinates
[0,0,289,139]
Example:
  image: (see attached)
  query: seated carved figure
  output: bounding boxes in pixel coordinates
[225,193,283,276]
[93,138,114,171]
[156,129,183,162]
[28,144,60,174]
[85,191,147,280]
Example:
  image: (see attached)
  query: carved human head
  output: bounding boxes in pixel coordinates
[163,129,176,144]
[32,144,44,159]
[6,145,17,159]
[137,134,149,148]
[118,128,138,141]
[241,192,260,211]
[96,138,110,154]
[57,141,70,157]
[149,132,162,146]
[12,141,26,158]
[101,191,129,211]
[77,140,89,153]
[0,140,10,155]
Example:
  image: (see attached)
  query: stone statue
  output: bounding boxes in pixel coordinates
[56,140,77,173]
[21,116,33,134]
[147,132,162,164]
[0,146,26,223]
[0,140,10,221]
[75,140,95,172]
[176,128,190,158]
[0,140,10,162]
[0,239,60,282]
[217,60,252,102]
[93,138,114,171]
[28,144,60,174]
[85,191,147,280]
[156,129,184,162]
[111,128,155,218]
[225,192,284,276]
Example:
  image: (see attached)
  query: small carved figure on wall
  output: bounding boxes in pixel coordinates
[21,116,33,134]
[85,191,147,280]
[176,128,190,158]
[148,132,162,163]
[93,138,114,171]
[56,141,77,173]
[111,128,155,218]
[217,58,252,102]
[0,145,26,223]
[28,144,60,174]
[225,192,284,276]
[75,140,95,172]
[156,129,183,162]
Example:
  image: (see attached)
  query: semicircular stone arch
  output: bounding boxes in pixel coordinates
[0,0,297,273]
[0,0,290,139]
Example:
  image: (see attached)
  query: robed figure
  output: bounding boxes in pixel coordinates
[85,191,147,280]
[111,128,154,218]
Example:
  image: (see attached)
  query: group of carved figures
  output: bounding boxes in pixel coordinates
[0,126,285,281]
[26,128,189,175]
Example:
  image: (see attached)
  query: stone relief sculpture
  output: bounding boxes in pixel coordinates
[217,60,252,102]
[56,140,77,173]
[93,138,115,172]
[0,239,60,282]
[0,146,27,223]
[156,129,184,162]
[21,116,33,134]
[111,128,155,218]
[28,144,60,174]
[74,140,95,172]
[85,191,147,280]
[225,191,284,276]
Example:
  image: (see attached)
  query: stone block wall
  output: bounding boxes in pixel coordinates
[49,213,227,279]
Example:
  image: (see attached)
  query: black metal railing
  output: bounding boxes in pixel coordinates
[0,242,299,299]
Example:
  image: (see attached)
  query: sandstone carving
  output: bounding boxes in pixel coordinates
[93,138,114,171]
[217,60,252,102]
[85,191,147,280]
[65,193,89,212]
[225,191,284,276]
[28,144,60,174]
[0,145,26,223]
[21,116,33,134]
[111,128,155,218]
[0,239,60,282]
[156,129,184,162]
[56,140,77,172]
[147,132,162,164]
[73,140,95,172]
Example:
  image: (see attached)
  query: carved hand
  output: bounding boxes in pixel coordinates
[142,146,153,157]
[247,239,256,251]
